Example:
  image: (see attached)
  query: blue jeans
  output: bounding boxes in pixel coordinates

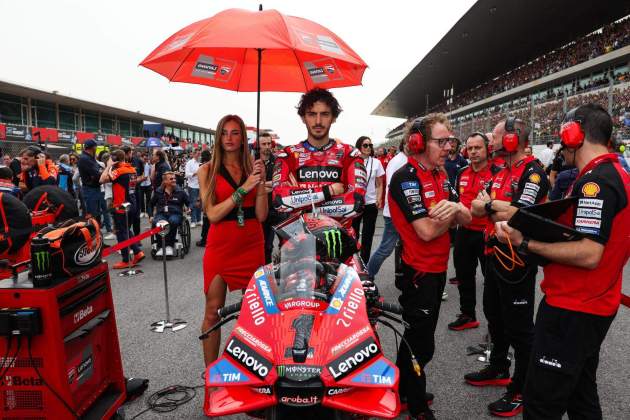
[82,186,104,228]
[153,213,183,247]
[187,187,201,223]
[113,206,141,262]
[366,216,400,279]
[100,196,113,232]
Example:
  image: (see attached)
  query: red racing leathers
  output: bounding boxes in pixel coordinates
[272,139,366,228]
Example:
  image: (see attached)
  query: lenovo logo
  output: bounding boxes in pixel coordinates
[225,337,271,379]
[327,337,379,380]
[297,166,341,182]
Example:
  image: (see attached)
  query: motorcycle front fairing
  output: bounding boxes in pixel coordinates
[204,232,400,418]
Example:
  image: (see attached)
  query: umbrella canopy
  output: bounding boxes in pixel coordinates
[140,137,168,148]
[139,8,367,92]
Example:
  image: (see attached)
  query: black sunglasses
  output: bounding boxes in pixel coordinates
[361,143,373,149]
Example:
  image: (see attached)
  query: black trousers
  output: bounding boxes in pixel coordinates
[453,227,486,318]
[139,185,153,215]
[483,257,536,393]
[352,203,379,263]
[396,263,445,415]
[523,299,615,420]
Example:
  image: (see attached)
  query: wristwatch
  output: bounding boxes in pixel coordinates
[485,200,496,215]
[517,237,530,256]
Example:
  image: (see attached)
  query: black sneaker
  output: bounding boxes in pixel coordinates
[400,393,434,412]
[464,365,511,387]
[488,391,523,417]
[408,409,436,420]
[448,314,480,331]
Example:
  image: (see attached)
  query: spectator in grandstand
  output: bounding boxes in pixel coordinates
[185,149,202,228]
[539,141,555,171]
[78,140,105,226]
[0,166,21,198]
[150,171,190,256]
[196,149,211,247]
[352,136,384,263]
[57,154,75,197]
[18,146,57,193]
[100,149,144,269]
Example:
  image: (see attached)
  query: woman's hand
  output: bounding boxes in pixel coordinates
[242,162,263,192]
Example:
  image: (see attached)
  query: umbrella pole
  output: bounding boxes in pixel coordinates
[256,47,262,160]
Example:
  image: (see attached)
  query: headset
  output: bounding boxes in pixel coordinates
[407,117,427,154]
[470,131,490,149]
[559,107,585,149]
[502,116,521,153]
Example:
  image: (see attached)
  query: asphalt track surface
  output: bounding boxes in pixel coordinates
[111,216,630,420]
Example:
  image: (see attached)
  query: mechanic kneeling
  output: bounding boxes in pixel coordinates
[389,114,471,420]
[150,171,190,256]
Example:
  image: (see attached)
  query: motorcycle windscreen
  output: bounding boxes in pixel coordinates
[275,232,318,303]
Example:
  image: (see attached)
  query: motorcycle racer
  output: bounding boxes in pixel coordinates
[272,88,366,229]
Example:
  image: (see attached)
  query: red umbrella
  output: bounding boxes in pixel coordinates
[140,6,367,144]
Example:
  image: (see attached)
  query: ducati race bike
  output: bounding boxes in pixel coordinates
[200,213,410,419]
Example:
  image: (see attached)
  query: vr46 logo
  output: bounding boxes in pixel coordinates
[323,229,342,259]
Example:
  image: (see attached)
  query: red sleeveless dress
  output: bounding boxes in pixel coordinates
[203,167,264,293]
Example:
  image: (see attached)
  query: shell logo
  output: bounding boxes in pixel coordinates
[529,173,541,183]
[581,182,600,198]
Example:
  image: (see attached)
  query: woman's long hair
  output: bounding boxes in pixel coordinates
[202,114,252,209]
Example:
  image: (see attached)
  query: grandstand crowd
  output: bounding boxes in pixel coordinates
[437,17,630,111]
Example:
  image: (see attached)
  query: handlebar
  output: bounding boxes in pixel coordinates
[373,300,403,315]
[218,300,242,318]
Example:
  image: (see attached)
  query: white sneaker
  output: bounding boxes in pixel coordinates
[442,291,448,301]
[104,232,116,240]
[190,222,196,228]
[165,246,174,256]
[156,248,164,257]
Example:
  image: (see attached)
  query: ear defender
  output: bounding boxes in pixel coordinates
[407,118,426,154]
[502,117,520,153]
[559,108,585,149]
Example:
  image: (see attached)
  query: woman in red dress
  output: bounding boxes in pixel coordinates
[198,115,267,367]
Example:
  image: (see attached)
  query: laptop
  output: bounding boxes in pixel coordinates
[508,197,584,243]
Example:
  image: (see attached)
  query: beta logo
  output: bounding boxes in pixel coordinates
[327,337,380,380]
[225,337,272,379]
[73,305,94,324]
[0,375,43,387]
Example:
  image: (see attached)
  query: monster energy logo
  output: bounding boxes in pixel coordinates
[33,251,50,273]
[277,365,285,377]
[323,229,343,258]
